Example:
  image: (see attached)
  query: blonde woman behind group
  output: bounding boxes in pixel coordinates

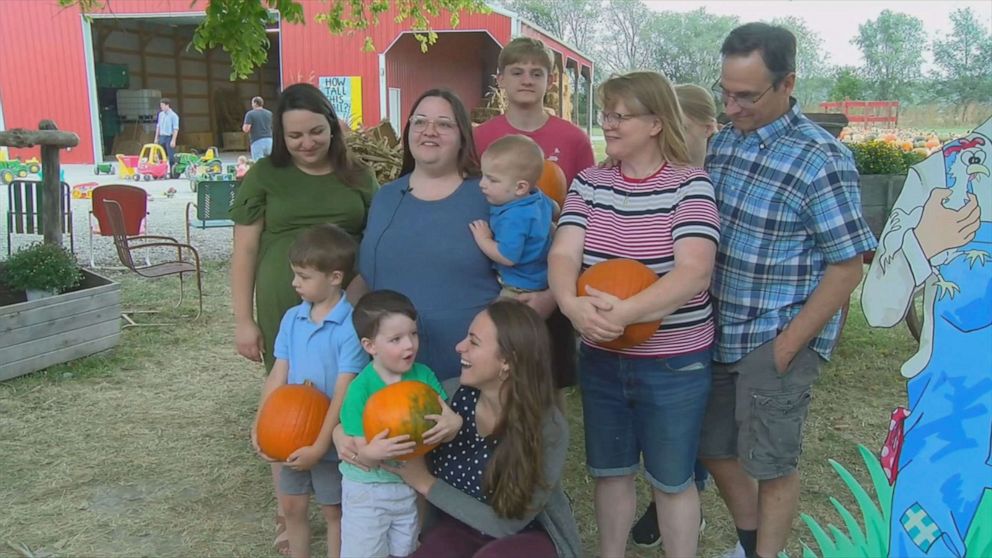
[675,84,719,166]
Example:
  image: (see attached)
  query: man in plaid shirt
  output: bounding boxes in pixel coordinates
[698,23,876,558]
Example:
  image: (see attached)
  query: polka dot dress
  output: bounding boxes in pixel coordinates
[430,386,498,503]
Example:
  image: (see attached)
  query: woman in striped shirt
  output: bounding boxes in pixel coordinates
[548,71,720,558]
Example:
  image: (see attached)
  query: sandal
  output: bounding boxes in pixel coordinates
[274,514,290,556]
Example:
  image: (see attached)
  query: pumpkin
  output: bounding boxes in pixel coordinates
[537,159,568,208]
[363,380,443,461]
[576,259,662,350]
[257,381,331,461]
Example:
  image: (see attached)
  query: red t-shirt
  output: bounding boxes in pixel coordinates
[473,115,595,188]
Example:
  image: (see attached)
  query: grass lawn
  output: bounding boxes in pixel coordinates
[0,264,917,557]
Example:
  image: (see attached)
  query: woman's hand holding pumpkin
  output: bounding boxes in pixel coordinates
[360,429,418,465]
[422,397,464,446]
[560,294,624,343]
[583,286,637,330]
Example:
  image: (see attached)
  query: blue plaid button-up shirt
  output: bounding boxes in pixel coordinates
[708,100,876,363]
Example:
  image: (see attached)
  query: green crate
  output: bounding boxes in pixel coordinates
[95,63,129,89]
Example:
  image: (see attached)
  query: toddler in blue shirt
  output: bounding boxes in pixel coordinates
[469,134,556,297]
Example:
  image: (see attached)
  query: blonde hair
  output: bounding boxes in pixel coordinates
[498,37,553,73]
[599,71,690,166]
[675,84,717,126]
[482,135,545,187]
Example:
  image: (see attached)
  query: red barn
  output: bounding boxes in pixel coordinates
[0,0,594,164]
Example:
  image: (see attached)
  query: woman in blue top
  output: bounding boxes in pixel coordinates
[350,89,499,381]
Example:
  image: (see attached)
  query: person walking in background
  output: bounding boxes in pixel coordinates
[155,98,179,166]
[244,96,274,161]
[699,23,875,558]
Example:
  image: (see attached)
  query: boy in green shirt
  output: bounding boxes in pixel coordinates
[338,290,463,558]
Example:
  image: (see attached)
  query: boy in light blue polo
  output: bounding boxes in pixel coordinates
[339,290,463,558]
[469,134,556,298]
[250,223,368,558]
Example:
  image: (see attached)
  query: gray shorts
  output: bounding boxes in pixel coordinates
[698,340,821,480]
[279,460,343,506]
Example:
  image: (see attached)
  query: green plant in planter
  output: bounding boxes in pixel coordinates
[1,242,82,295]
[901,149,927,169]
[848,141,908,175]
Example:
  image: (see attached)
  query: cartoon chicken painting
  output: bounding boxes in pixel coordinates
[861,117,992,557]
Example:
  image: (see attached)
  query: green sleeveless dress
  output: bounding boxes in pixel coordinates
[229,158,377,371]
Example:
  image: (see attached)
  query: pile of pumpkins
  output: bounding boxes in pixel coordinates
[840,127,960,157]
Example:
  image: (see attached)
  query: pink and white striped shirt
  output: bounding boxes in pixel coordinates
[559,163,720,357]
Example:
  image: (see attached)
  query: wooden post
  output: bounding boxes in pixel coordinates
[0,121,79,247]
[39,121,62,246]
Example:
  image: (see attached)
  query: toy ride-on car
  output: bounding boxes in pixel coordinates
[136,143,170,180]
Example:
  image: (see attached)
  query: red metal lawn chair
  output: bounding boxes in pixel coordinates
[89,184,149,268]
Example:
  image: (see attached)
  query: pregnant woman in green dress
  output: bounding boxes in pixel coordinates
[229,83,377,555]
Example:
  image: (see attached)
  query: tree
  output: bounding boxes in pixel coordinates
[504,0,600,54]
[852,10,926,101]
[647,8,739,87]
[931,7,992,108]
[593,0,656,75]
[771,16,833,109]
[828,66,868,101]
[60,0,489,79]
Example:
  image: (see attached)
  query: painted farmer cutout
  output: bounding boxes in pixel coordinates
[862,116,992,557]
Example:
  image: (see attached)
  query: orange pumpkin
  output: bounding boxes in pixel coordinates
[257,381,331,461]
[363,380,443,461]
[537,160,568,208]
[576,259,662,350]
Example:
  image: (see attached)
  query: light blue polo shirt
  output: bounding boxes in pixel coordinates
[490,190,554,290]
[273,297,368,397]
[157,109,179,136]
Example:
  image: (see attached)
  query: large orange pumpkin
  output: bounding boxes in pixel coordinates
[363,380,443,461]
[537,159,568,208]
[576,259,662,350]
[257,381,331,461]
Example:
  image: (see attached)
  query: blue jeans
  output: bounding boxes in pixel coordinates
[579,345,712,493]
[157,134,175,165]
[251,137,272,161]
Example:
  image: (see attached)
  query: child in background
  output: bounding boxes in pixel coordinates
[470,135,556,299]
[251,223,368,558]
[236,155,252,179]
[338,290,463,558]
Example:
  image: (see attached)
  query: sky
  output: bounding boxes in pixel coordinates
[642,0,992,68]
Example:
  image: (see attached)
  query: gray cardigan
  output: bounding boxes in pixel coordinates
[423,381,583,557]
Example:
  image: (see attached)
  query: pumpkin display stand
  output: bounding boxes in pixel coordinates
[0,267,122,381]
[363,380,443,460]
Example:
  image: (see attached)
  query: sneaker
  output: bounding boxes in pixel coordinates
[630,502,707,548]
[631,502,661,548]
[719,542,746,558]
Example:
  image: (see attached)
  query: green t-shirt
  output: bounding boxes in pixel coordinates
[339,362,447,483]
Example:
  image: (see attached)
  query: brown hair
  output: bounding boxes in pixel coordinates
[482,298,558,519]
[599,72,691,166]
[351,289,418,341]
[288,224,357,284]
[481,135,545,188]
[675,84,717,126]
[498,37,553,74]
[400,89,480,178]
[271,83,370,189]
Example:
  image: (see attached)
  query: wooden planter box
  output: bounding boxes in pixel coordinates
[859,173,907,238]
[0,268,121,381]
